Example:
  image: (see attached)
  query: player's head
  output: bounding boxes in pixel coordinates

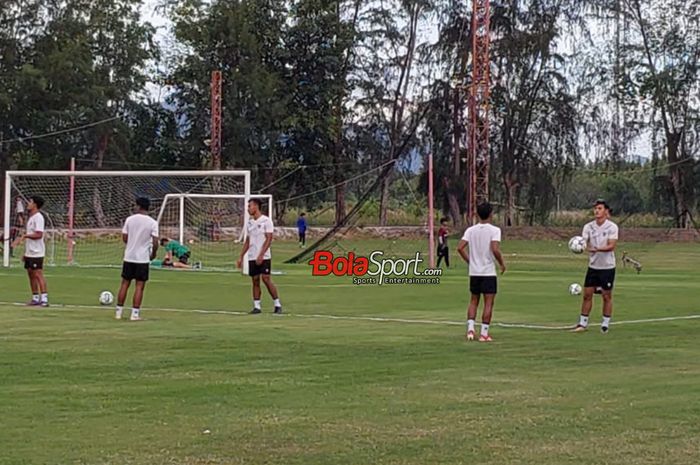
[27,195,44,211]
[594,199,610,219]
[440,217,449,226]
[160,238,170,246]
[476,202,493,221]
[300,212,305,217]
[248,198,262,216]
[136,197,150,212]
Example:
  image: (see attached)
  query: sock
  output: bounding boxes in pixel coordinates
[579,315,589,327]
[32,294,40,302]
[481,323,490,337]
[115,306,123,318]
[602,316,611,328]
[467,319,475,332]
[131,308,140,319]
[254,300,261,310]
[41,293,48,303]
[274,298,281,307]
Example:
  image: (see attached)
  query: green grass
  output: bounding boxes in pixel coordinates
[1,239,700,465]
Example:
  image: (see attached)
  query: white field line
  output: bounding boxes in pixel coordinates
[1,301,700,331]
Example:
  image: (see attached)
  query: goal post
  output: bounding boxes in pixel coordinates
[3,170,251,268]
[155,193,273,272]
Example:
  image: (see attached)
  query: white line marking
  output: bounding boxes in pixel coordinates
[2,301,699,330]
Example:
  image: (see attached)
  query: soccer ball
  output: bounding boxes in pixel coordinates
[568,235,586,254]
[99,291,114,306]
[569,283,582,295]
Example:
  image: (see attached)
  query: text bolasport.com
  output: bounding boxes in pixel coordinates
[308,251,442,286]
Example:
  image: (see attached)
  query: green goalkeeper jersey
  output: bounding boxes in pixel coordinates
[166,240,189,258]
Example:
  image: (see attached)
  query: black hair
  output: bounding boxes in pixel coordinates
[476,202,493,220]
[594,199,611,211]
[249,198,262,209]
[30,195,45,209]
[160,238,170,246]
[300,212,306,217]
[440,217,448,224]
[136,197,150,211]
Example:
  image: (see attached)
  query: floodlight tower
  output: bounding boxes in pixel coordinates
[468,0,491,222]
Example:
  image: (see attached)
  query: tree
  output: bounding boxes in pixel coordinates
[622,0,700,227]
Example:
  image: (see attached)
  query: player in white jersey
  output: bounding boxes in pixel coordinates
[237,199,282,314]
[457,202,507,342]
[11,196,49,306]
[573,199,619,334]
[115,197,159,321]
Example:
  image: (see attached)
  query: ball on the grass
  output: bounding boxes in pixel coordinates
[569,283,582,295]
[99,290,114,306]
[188,239,195,244]
[568,235,586,254]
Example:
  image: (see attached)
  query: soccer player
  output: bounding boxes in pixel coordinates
[11,195,49,307]
[237,198,282,314]
[159,238,199,269]
[457,202,506,342]
[573,199,618,334]
[437,217,450,268]
[116,197,159,321]
[296,212,307,248]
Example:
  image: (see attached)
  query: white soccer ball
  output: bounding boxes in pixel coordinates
[568,235,586,254]
[99,291,114,306]
[569,283,582,295]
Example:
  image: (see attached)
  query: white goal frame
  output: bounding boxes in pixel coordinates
[3,170,251,267]
[156,193,274,245]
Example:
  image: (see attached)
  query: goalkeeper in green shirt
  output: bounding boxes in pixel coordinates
[154,238,200,269]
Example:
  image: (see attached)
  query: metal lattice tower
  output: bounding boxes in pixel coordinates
[468,0,491,222]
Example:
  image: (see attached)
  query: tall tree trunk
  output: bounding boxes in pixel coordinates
[378,171,392,226]
[93,133,108,228]
[666,130,689,228]
[503,173,518,227]
[443,177,461,226]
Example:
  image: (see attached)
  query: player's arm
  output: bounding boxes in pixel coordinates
[257,232,273,264]
[236,237,250,269]
[457,239,469,263]
[491,240,507,274]
[150,236,159,261]
[591,239,617,253]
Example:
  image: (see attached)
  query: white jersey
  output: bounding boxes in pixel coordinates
[246,215,274,260]
[122,213,159,264]
[462,223,502,276]
[24,212,45,258]
[582,219,618,270]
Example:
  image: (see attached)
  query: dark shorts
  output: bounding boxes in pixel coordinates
[178,252,190,265]
[249,259,272,277]
[584,267,615,291]
[24,257,44,270]
[122,261,150,282]
[470,276,497,295]
[299,231,306,240]
[438,245,449,257]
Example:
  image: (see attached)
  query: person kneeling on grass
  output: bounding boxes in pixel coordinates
[158,237,201,269]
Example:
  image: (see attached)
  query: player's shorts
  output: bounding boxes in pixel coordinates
[470,276,497,295]
[177,252,191,265]
[23,257,44,270]
[248,259,272,277]
[584,267,615,291]
[122,261,150,282]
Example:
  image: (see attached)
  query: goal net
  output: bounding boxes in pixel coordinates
[3,170,250,268]
[156,193,273,271]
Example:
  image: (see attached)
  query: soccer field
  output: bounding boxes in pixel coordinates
[1,239,699,465]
